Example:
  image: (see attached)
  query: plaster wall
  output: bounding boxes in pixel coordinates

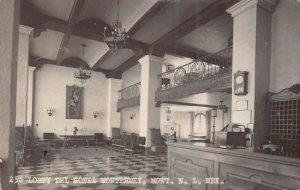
[33,64,108,138]
[270,0,300,92]
[121,106,140,134]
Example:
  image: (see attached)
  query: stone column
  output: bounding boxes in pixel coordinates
[227,0,278,149]
[0,0,20,189]
[139,55,164,147]
[26,66,36,139]
[106,78,122,138]
[15,25,33,140]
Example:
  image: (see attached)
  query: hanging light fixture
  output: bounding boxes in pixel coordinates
[103,0,128,53]
[74,44,91,85]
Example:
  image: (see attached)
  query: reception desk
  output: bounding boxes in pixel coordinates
[167,142,300,190]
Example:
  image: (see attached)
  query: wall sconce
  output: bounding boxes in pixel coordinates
[166,107,171,121]
[130,113,135,119]
[211,108,217,117]
[93,111,104,118]
[47,108,54,116]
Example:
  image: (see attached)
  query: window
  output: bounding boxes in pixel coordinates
[193,113,207,136]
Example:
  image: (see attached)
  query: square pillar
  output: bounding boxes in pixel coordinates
[0,0,20,189]
[139,55,164,147]
[227,0,278,149]
[106,78,122,138]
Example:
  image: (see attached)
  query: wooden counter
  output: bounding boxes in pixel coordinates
[167,142,300,190]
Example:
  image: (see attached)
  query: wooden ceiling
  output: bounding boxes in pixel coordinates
[21,0,239,79]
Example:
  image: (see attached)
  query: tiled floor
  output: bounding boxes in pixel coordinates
[17,147,168,190]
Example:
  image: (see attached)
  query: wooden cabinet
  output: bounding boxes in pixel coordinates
[167,142,300,190]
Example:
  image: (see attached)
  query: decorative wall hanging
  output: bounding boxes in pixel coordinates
[66,85,83,119]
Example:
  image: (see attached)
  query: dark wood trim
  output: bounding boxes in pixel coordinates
[159,101,217,109]
[56,0,85,65]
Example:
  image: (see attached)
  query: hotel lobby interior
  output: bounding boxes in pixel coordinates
[1,0,300,189]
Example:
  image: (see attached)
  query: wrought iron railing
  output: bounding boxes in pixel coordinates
[157,47,232,90]
[118,82,141,100]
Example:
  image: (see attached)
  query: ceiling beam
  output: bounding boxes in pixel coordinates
[55,0,85,65]
[160,101,217,109]
[150,0,236,50]
[20,0,68,36]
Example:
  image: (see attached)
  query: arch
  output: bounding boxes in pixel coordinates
[193,112,207,136]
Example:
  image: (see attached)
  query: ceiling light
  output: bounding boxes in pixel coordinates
[74,44,91,85]
[103,0,129,53]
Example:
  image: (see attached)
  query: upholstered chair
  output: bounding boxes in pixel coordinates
[150,128,167,156]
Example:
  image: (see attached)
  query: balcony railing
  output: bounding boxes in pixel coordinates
[157,47,232,90]
[118,82,141,101]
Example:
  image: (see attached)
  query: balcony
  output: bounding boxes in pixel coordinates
[117,82,141,111]
[156,47,232,102]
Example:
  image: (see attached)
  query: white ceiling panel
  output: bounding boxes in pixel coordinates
[28,0,75,21]
[164,53,193,68]
[62,35,109,68]
[132,0,215,44]
[78,0,158,30]
[176,14,233,54]
[99,49,135,70]
[30,30,64,60]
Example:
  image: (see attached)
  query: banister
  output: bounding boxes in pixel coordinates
[157,47,232,90]
[118,82,141,101]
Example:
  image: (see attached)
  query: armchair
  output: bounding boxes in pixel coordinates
[95,133,105,147]
[150,128,167,156]
[124,134,145,155]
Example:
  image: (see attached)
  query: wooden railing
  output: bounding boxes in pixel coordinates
[157,47,232,90]
[118,82,141,101]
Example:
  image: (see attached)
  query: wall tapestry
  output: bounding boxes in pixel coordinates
[66,85,83,119]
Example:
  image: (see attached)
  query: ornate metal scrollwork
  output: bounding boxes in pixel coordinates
[120,82,141,100]
[190,61,206,80]
[174,67,186,85]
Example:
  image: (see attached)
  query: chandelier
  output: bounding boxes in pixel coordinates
[74,44,91,85]
[103,0,128,52]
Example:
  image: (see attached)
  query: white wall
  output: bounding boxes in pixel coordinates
[33,64,108,138]
[270,0,300,92]
[121,106,140,134]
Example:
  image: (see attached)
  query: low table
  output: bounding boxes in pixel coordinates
[60,135,94,147]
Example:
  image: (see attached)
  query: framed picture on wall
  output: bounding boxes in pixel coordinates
[66,85,83,119]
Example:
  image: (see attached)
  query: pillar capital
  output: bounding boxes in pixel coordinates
[227,0,279,17]
[138,55,165,66]
[28,66,36,72]
[19,25,34,36]
[107,78,123,84]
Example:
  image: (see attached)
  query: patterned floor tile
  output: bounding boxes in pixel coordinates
[18,147,167,190]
